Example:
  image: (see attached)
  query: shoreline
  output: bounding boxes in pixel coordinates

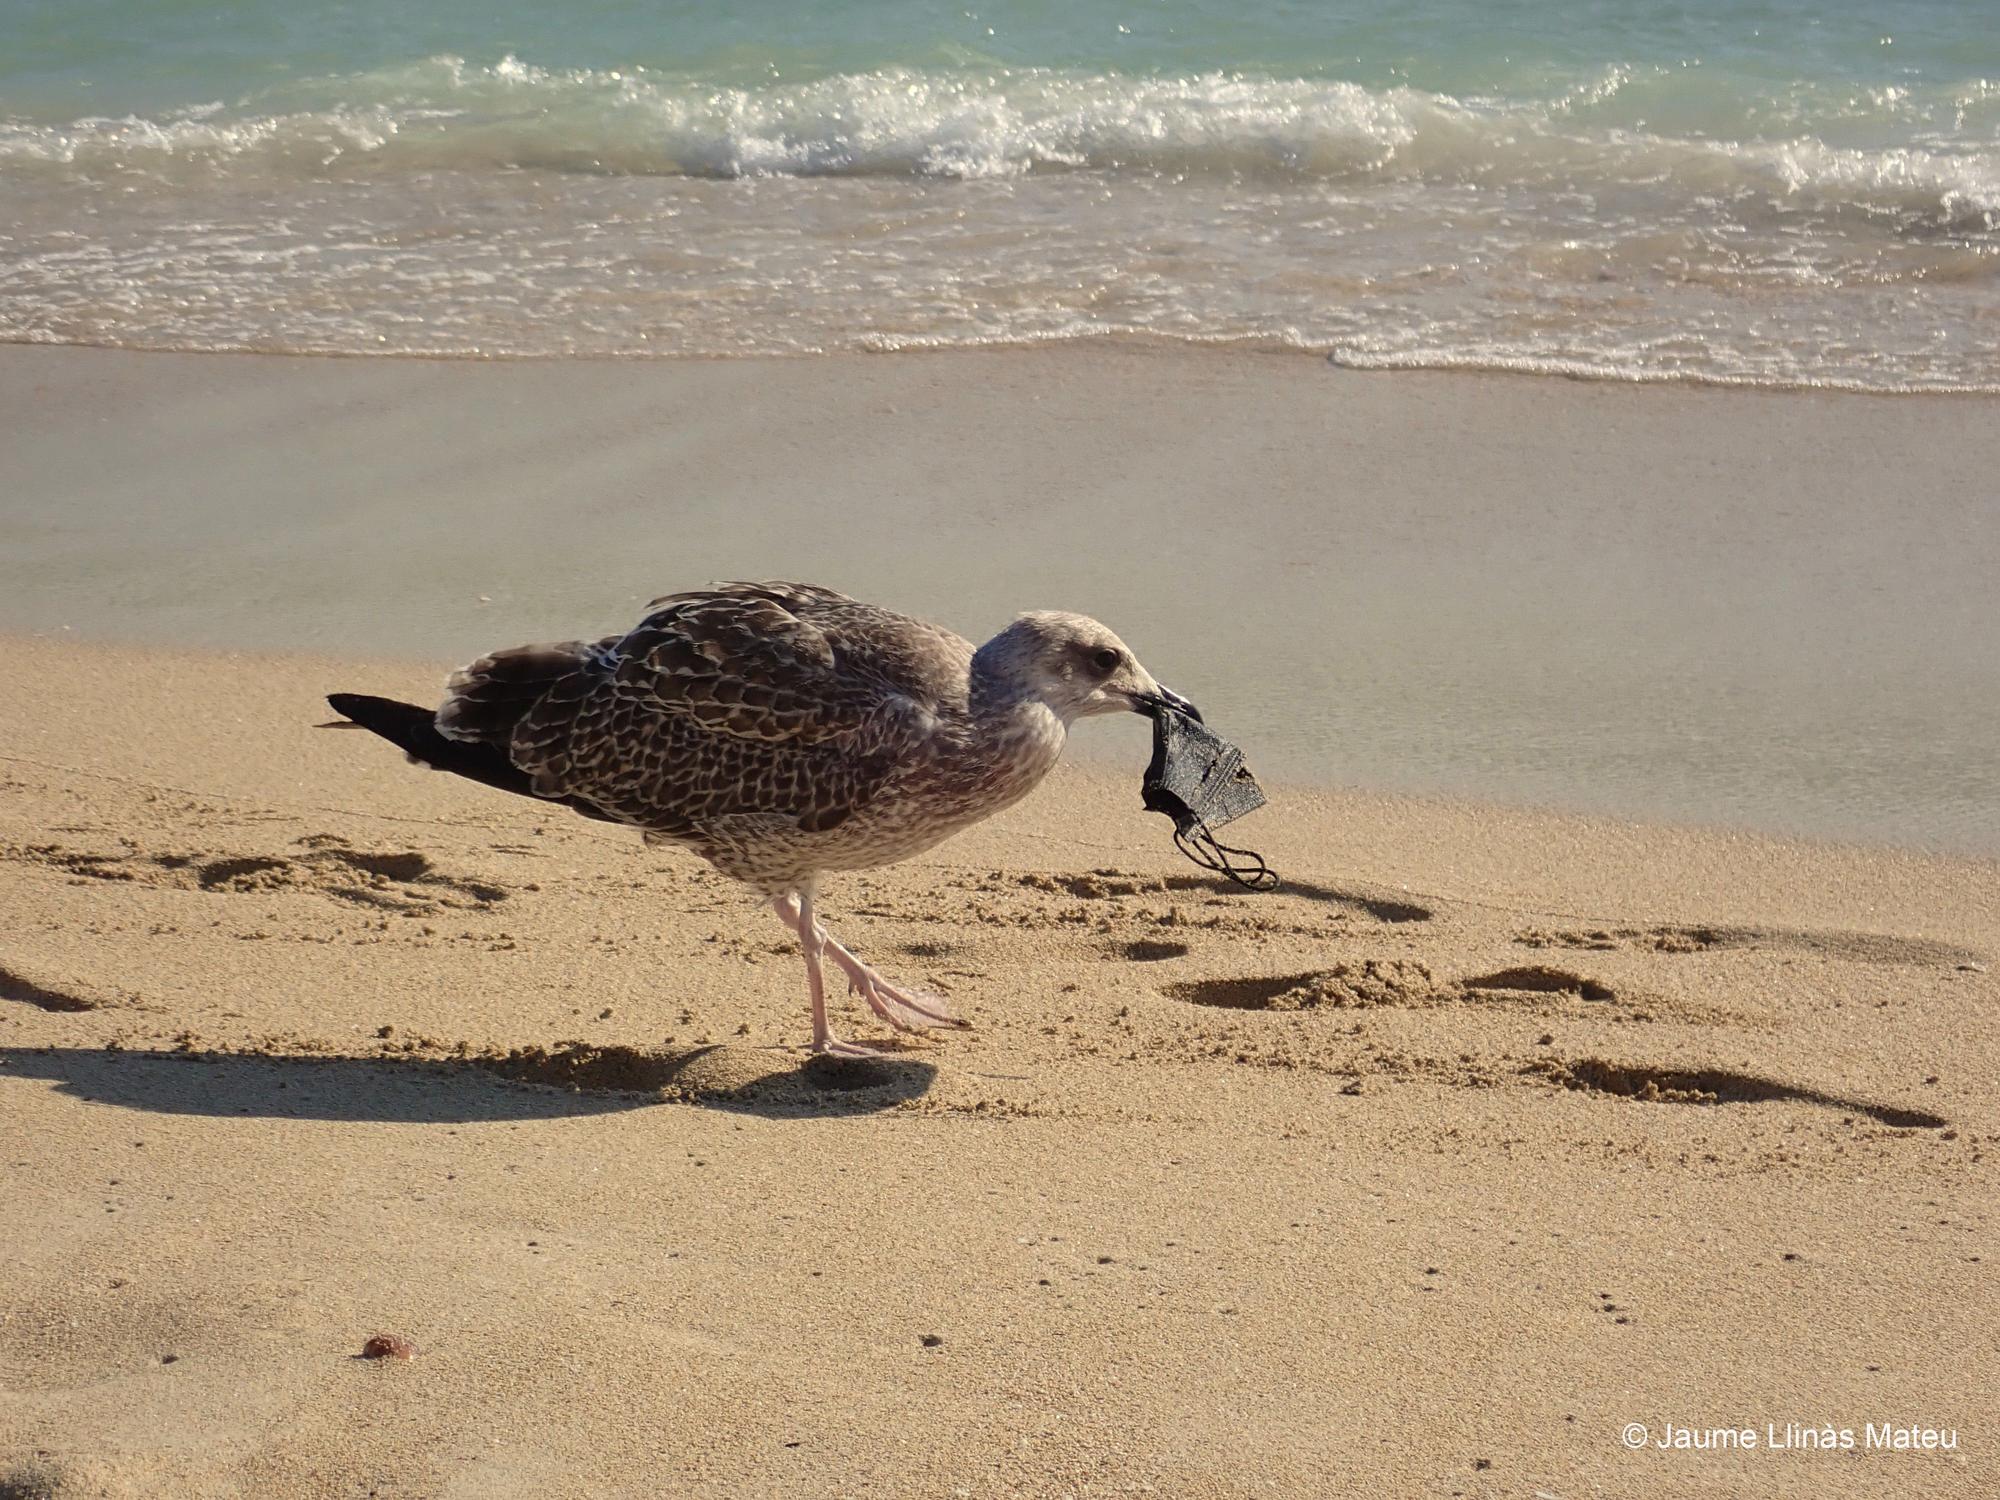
[12,332,2000,398]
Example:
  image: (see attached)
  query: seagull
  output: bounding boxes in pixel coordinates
[328,581,1199,1057]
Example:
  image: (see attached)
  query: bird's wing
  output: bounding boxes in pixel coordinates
[507,583,970,834]
[647,581,976,708]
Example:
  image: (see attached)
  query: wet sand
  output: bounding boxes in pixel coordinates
[3,343,1998,852]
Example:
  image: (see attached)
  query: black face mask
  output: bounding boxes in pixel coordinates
[1141,707,1278,890]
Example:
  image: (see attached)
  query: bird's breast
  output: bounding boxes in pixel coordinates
[808,703,1066,868]
[930,701,1065,808]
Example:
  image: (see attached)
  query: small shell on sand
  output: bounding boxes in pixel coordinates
[360,1333,418,1361]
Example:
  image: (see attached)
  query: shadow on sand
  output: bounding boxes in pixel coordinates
[1158,869,1435,924]
[0,1042,935,1125]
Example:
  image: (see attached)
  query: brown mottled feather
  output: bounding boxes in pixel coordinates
[440,583,970,846]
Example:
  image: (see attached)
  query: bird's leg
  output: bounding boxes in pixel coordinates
[818,930,964,1030]
[769,892,963,1033]
[780,888,884,1059]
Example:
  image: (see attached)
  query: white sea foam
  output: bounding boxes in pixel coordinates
[2,61,1997,387]
[2,61,1995,224]
[1324,346,2000,395]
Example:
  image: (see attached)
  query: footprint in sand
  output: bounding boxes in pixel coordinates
[1015,868,1434,925]
[1166,960,1442,1011]
[1516,925,1722,954]
[0,960,120,1013]
[1521,1057,1948,1129]
[1515,922,1983,970]
[1166,960,1628,1014]
[1463,965,1617,1002]
[2,834,509,913]
[1118,939,1191,962]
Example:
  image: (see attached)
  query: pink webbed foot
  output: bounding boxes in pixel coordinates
[823,941,966,1032]
[772,891,968,1046]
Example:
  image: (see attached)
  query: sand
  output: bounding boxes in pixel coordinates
[2,343,1996,1497]
[0,633,1993,1499]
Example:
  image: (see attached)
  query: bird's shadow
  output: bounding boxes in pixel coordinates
[0,1043,934,1124]
[1161,870,1435,924]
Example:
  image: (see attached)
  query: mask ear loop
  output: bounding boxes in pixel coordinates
[1173,820,1279,892]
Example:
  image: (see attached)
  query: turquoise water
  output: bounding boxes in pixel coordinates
[6,1,1990,111]
[3,1,1997,383]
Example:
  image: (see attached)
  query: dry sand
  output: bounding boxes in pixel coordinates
[1,636,1993,1498]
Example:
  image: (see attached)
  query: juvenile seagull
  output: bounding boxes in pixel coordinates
[328,581,1198,1057]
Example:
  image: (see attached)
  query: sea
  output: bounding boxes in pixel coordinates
[3,0,1997,388]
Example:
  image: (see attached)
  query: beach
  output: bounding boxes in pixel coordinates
[8,0,1999,1488]
[2,344,1995,1497]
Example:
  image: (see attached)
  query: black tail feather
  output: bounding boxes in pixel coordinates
[325,692,619,824]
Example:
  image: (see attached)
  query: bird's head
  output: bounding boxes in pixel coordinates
[973,611,1201,726]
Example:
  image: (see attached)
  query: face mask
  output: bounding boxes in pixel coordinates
[1141,706,1277,891]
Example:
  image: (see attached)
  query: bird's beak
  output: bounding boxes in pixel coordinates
[1131,684,1203,724]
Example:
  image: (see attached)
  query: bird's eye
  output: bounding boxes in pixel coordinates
[1091,648,1121,673]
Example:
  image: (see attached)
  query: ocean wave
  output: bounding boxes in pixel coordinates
[6,56,1996,387]
[3,58,1996,225]
[1323,345,2000,395]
